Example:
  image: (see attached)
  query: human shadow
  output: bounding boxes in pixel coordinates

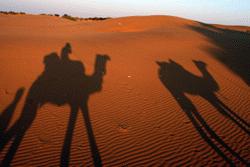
[157,59,249,165]
[0,88,25,138]
[0,43,110,167]
[188,23,250,86]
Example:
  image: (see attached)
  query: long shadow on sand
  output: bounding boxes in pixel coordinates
[0,43,110,167]
[188,23,250,86]
[0,88,25,139]
[157,59,249,165]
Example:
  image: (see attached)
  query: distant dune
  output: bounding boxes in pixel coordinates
[0,14,249,166]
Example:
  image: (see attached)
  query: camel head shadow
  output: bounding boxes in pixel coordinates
[95,54,110,75]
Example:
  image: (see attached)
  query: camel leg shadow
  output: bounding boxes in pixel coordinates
[60,105,79,167]
[203,94,250,135]
[170,90,248,165]
[80,102,102,167]
[60,101,102,167]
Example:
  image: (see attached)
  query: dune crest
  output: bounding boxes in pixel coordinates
[0,15,249,166]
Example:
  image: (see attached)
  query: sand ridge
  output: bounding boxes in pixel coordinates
[0,14,249,166]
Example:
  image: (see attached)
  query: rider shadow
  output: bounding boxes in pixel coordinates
[157,59,249,165]
[0,43,110,167]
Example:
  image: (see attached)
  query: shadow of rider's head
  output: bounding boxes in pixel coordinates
[61,43,72,61]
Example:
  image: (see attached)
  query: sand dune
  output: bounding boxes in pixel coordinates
[0,14,249,166]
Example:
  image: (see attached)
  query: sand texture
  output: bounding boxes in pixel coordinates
[0,14,249,166]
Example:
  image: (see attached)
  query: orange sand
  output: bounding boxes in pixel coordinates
[0,14,249,166]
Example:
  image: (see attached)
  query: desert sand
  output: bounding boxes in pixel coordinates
[0,14,249,166]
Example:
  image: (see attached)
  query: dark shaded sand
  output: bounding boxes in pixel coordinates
[0,14,249,166]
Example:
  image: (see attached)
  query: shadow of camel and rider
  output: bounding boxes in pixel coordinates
[157,59,249,165]
[0,43,110,167]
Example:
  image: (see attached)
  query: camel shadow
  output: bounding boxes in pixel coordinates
[0,43,110,167]
[157,59,249,165]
